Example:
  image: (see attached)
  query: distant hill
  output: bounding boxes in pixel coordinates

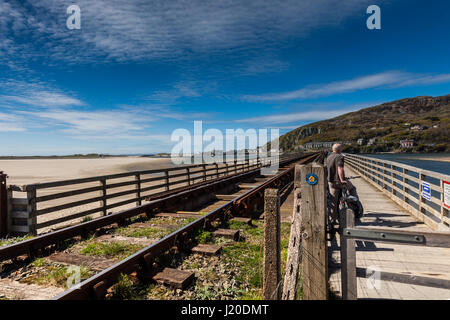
[279,95,450,153]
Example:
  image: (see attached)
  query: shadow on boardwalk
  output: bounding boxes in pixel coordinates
[328,167,450,300]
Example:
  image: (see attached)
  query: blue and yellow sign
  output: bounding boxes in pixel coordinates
[306,173,319,185]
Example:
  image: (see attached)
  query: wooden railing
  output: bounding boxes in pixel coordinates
[345,154,450,231]
[7,155,299,235]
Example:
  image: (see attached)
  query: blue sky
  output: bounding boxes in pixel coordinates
[0,0,449,155]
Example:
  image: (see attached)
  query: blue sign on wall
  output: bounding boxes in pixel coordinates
[422,182,431,201]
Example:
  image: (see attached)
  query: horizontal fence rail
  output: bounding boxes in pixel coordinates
[6,154,301,235]
[345,154,450,231]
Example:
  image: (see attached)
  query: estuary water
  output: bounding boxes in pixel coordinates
[362,153,450,176]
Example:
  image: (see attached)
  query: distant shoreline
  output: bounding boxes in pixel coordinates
[0,155,171,160]
[412,156,450,162]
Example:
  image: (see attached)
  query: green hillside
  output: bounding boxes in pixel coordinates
[279,95,450,153]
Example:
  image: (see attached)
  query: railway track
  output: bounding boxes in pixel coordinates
[0,153,319,300]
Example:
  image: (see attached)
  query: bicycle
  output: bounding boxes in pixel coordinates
[326,176,364,241]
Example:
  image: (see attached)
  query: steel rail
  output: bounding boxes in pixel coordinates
[0,153,314,263]
[53,153,318,300]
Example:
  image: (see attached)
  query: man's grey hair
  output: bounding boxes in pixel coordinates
[332,143,342,152]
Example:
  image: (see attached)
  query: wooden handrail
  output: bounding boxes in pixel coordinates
[346,154,450,230]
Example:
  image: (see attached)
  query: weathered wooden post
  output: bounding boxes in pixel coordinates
[164,170,170,191]
[99,179,107,216]
[27,187,37,235]
[300,163,328,300]
[263,188,281,300]
[282,165,302,300]
[202,164,207,181]
[0,172,8,237]
[135,174,142,206]
[340,208,357,300]
[186,168,191,185]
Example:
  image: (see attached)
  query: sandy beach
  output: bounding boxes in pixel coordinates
[0,157,179,233]
[0,157,174,186]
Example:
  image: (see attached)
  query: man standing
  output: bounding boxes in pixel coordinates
[326,143,358,221]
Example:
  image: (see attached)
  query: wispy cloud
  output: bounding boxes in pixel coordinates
[0,0,373,66]
[239,55,289,75]
[0,112,25,132]
[236,109,359,124]
[0,78,210,139]
[242,71,450,102]
[0,79,84,108]
[19,109,148,136]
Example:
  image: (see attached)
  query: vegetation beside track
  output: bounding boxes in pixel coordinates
[108,217,298,300]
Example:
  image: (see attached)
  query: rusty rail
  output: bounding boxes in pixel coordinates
[53,153,317,300]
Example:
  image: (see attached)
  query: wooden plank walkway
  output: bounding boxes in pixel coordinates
[329,167,450,300]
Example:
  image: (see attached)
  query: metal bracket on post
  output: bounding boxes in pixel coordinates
[343,228,425,244]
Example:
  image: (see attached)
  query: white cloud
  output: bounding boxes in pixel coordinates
[0,79,84,108]
[19,109,149,136]
[2,92,84,107]
[243,71,450,102]
[0,123,25,132]
[0,112,26,132]
[0,0,374,65]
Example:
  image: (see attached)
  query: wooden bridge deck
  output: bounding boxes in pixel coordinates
[329,167,450,300]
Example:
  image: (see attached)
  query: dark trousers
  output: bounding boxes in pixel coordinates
[328,181,358,221]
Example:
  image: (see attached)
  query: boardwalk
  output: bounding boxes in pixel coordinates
[329,167,450,299]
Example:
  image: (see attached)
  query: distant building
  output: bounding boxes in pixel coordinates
[357,138,366,146]
[303,141,336,149]
[410,125,424,131]
[367,138,377,146]
[400,139,414,148]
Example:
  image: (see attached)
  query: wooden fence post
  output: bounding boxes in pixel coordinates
[340,208,357,300]
[282,165,302,299]
[202,165,207,181]
[300,163,328,300]
[7,188,12,234]
[186,168,191,185]
[263,188,281,300]
[135,174,142,206]
[164,170,170,191]
[0,172,7,237]
[27,188,37,235]
[99,179,107,216]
